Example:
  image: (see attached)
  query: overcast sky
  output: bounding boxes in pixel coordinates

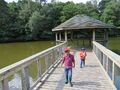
[5,0,93,4]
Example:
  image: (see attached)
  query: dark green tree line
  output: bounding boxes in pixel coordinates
[0,0,119,42]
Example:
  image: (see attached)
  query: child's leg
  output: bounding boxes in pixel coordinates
[83,60,85,66]
[65,68,68,83]
[80,60,83,68]
[68,68,73,87]
[68,68,72,82]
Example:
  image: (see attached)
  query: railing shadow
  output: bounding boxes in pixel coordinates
[36,60,62,89]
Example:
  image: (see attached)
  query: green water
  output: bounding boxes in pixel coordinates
[108,37,120,55]
[0,37,119,69]
[0,41,55,69]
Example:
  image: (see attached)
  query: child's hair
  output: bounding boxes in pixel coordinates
[81,47,85,50]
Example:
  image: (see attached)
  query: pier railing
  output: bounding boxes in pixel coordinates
[0,41,67,90]
[93,41,120,90]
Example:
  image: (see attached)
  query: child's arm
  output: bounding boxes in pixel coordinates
[72,55,75,68]
[72,61,75,68]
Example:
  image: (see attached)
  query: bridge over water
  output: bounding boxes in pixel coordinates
[0,15,120,90]
[34,46,114,90]
[0,41,120,90]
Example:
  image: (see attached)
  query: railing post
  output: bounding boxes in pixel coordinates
[0,81,2,90]
[58,47,60,59]
[2,79,9,90]
[60,46,63,58]
[106,57,109,73]
[103,54,106,68]
[37,59,42,78]
[21,67,30,90]
[98,49,100,61]
[112,62,115,84]
[45,55,49,69]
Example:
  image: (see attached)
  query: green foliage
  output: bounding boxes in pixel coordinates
[60,2,83,22]
[28,11,45,39]
[0,0,119,42]
[98,0,111,13]
[85,1,100,19]
[0,0,10,40]
[100,0,120,26]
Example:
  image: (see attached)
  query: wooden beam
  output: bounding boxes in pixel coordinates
[93,30,95,41]
[21,67,30,90]
[65,31,67,41]
[2,79,9,90]
[55,32,58,42]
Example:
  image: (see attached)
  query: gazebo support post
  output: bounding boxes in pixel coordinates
[93,30,96,41]
[55,32,58,45]
[65,31,67,41]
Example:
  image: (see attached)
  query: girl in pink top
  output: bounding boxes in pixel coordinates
[61,47,75,87]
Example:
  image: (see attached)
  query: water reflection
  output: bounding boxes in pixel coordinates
[115,76,120,90]
[114,64,120,90]
[9,74,33,90]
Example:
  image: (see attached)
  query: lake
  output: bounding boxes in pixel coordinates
[0,38,120,89]
[0,41,55,69]
[0,37,120,69]
[108,37,120,55]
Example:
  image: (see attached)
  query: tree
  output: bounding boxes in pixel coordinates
[101,0,120,26]
[98,0,111,13]
[0,0,10,41]
[60,2,85,22]
[85,1,100,19]
[28,11,46,39]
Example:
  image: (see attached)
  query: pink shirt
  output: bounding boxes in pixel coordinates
[61,54,75,68]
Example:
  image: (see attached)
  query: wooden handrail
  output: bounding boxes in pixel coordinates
[93,41,120,67]
[93,41,120,90]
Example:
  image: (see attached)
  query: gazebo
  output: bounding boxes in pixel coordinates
[52,14,115,47]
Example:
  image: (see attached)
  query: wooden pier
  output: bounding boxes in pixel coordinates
[0,41,119,90]
[34,51,114,90]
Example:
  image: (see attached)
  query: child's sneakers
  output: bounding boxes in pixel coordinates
[69,82,73,87]
[65,81,68,84]
[65,81,73,87]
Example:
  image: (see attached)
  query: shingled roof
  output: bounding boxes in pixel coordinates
[52,15,115,31]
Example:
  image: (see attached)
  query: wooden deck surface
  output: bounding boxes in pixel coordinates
[34,50,114,90]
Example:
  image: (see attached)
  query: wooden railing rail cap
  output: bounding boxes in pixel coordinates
[93,41,120,67]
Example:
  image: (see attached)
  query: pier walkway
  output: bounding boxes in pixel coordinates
[34,51,114,90]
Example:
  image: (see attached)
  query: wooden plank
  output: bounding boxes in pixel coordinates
[37,60,42,78]
[112,62,115,83]
[45,55,49,69]
[21,67,30,90]
[2,79,9,90]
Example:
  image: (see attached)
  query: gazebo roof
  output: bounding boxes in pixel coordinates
[52,15,115,31]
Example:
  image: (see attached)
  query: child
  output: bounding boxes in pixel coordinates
[61,47,75,87]
[79,48,87,68]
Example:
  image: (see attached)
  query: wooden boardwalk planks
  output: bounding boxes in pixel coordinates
[34,51,114,90]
